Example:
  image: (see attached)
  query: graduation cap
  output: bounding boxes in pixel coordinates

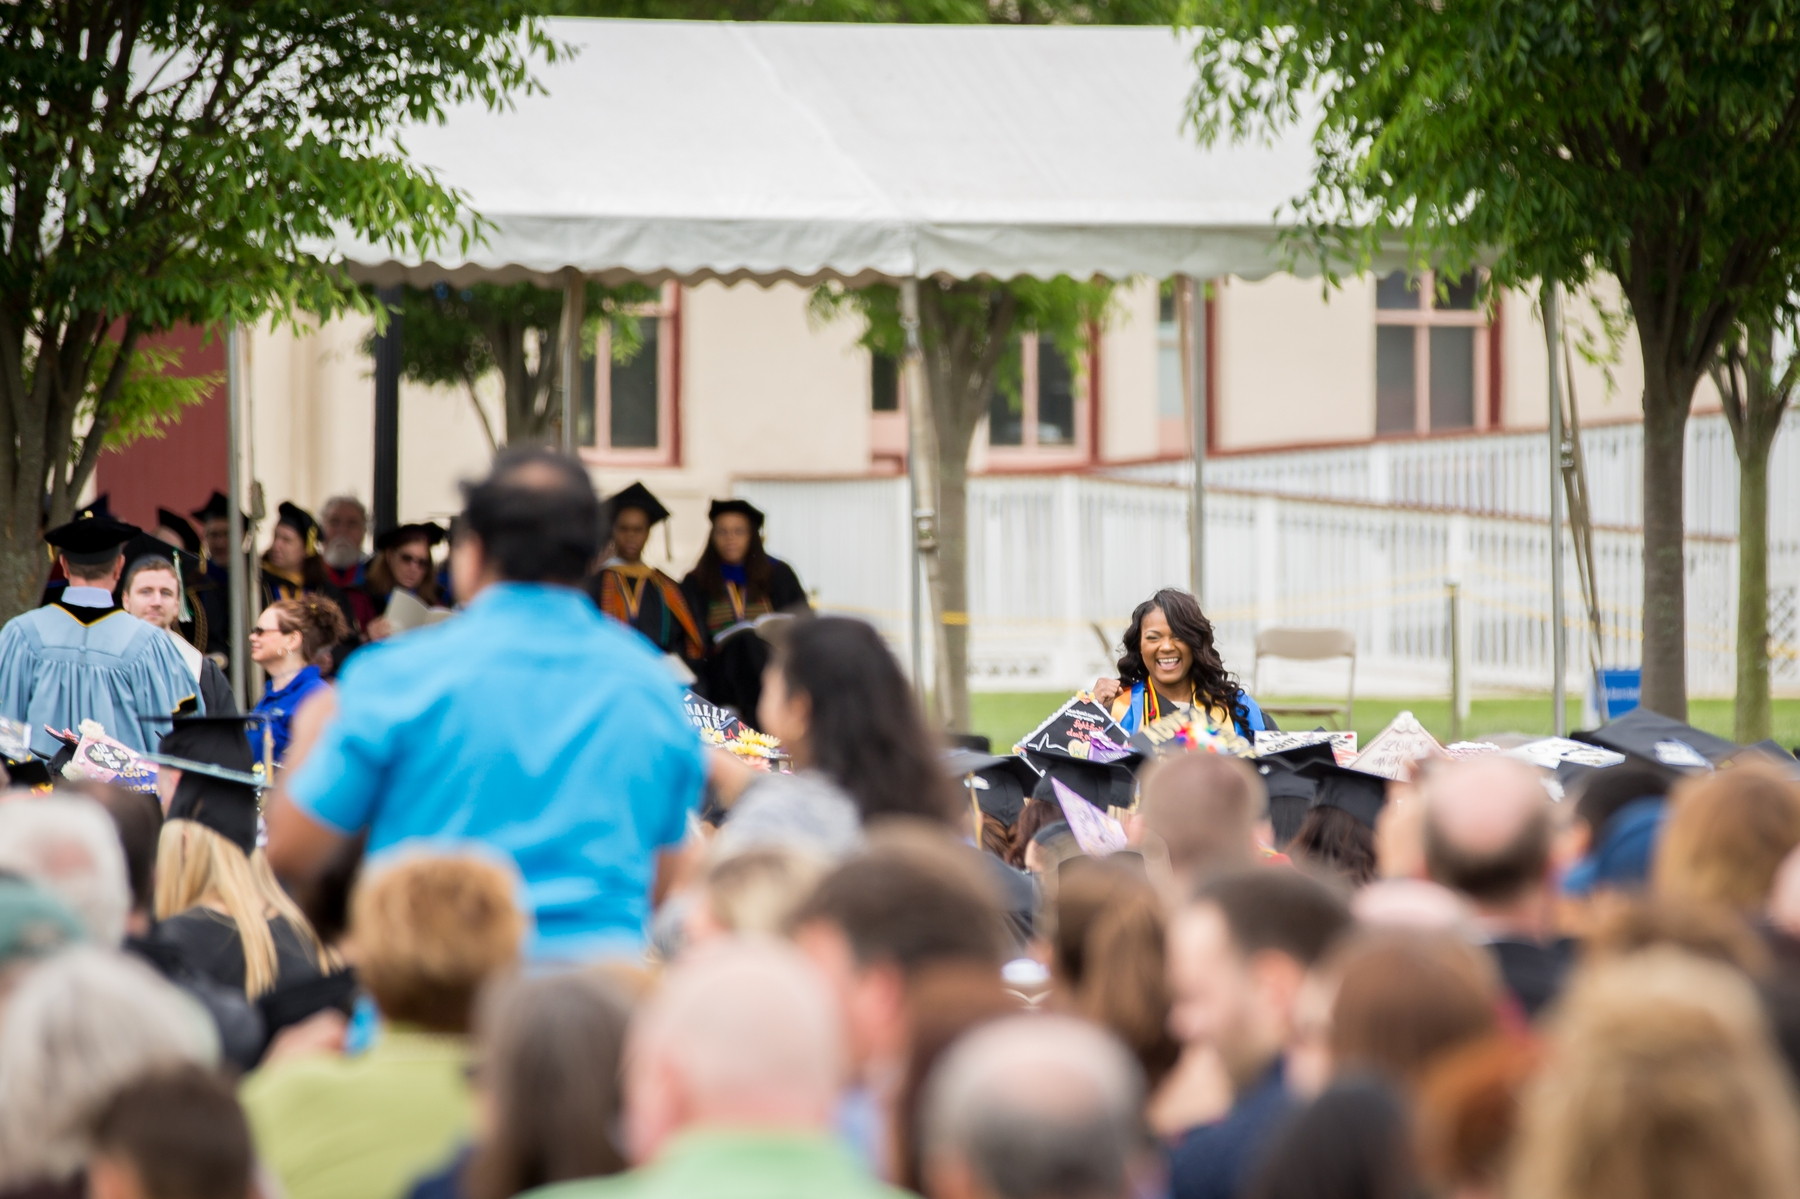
[1575,707,1738,773]
[607,482,672,528]
[0,753,53,789]
[44,513,142,566]
[944,749,1039,826]
[154,508,202,556]
[191,491,245,527]
[708,498,765,531]
[373,522,447,552]
[75,493,113,521]
[1027,753,1138,813]
[1306,763,1390,830]
[1018,694,1143,769]
[1255,742,1337,845]
[143,715,268,856]
[275,502,321,556]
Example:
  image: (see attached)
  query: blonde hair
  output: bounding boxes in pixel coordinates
[1655,763,1800,913]
[1509,949,1800,1199]
[350,851,526,1033]
[153,822,326,998]
[702,846,829,938]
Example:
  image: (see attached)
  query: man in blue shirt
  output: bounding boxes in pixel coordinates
[266,449,704,960]
[1165,869,1351,1199]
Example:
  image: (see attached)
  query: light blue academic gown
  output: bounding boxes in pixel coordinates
[0,585,197,757]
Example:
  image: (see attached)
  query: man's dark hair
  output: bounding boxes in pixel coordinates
[1423,802,1552,905]
[91,1064,253,1199]
[1193,868,1352,968]
[458,447,602,584]
[789,832,1008,974]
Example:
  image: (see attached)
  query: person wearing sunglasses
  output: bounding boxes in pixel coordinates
[359,523,448,641]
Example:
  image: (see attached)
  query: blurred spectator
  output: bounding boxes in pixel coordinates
[1509,949,1800,1199]
[1129,754,1266,894]
[1050,855,1181,1094]
[920,1015,1146,1199]
[1287,806,1377,889]
[1351,878,1475,932]
[87,1064,253,1199]
[0,876,85,989]
[1421,758,1571,1019]
[1165,869,1352,1199]
[1007,799,1063,870]
[1414,1035,1541,1199]
[530,941,903,1199]
[1244,1075,1415,1199]
[269,448,704,962]
[1317,928,1502,1093]
[684,845,829,948]
[0,797,130,946]
[891,964,1021,1193]
[788,830,1009,1178]
[242,852,526,1199]
[1655,762,1800,915]
[712,616,959,856]
[1557,765,1673,877]
[0,947,218,1198]
[410,969,634,1199]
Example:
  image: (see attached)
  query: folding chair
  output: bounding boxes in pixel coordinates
[1253,627,1357,730]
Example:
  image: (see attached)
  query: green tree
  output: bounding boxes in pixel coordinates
[1185,0,1800,720]
[0,2,551,621]
[814,278,1113,726]
[366,281,653,449]
[1709,317,1797,742]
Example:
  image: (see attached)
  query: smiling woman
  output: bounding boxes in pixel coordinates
[1096,588,1271,739]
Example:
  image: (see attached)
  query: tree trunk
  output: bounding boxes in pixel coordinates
[0,527,49,624]
[1639,360,1692,719]
[1735,433,1773,742]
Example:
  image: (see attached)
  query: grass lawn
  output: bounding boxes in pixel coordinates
[968,691,1800,756]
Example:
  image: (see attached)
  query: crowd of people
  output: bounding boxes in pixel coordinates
[2,446,1800,1199]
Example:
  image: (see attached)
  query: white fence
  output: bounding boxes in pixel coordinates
[1108,410,1800,544]
[738,472,1800,700]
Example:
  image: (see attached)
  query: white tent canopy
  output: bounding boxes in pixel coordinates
[326,18,1325,287]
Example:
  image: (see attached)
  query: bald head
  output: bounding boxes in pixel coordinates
[923,1016,1144,1199]
[1133,754,1266,881]
[626,940,842,1161]
[1420,757,1553,906]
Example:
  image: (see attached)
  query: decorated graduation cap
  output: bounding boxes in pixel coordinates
[154,508,202,556]
[944,749,1039,826]
[373,522,447,552]
[608,482,672,528]
[191,491,245,527]
[1029,753,1137,813]
[1306,763,1390,830]
[1018,693,1143,810]
[144,715,267,856]
[708,498,766,531]
[275,502,321,556]
[1575,707,1738,774]
[44,513,142,567]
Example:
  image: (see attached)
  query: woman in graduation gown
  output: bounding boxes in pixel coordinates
[149,717,335,1008]
[1095,587,1271,739]
[681,499,809,719]
[261,501,354,620]
[586,482,703,663]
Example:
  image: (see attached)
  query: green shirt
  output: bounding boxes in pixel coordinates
[524,1129,910,1199]
[240,1027,472,1199]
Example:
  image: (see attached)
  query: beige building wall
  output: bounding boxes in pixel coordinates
[1099,278,1162,462]
[1214,274,1377,450]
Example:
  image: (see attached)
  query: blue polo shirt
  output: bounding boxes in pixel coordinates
[254,664,328,763]
[287,582,703,960]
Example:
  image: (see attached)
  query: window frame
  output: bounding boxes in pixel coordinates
[983,330,1096,467]
[1373,271,1494,438]
[581,281,682,467]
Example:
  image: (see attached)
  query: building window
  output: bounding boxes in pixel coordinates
[579,282,680,464]
[871,351,900,412]
[1374,271,1490,436]
[986,333,1086,455]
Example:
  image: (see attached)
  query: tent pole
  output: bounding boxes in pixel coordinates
[372,286,403,533]
[560,269,584,455]
[1543,282,1569,735]
[1182,276,1209,601]
[225,324,249,709]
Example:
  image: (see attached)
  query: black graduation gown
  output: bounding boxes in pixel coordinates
[680,557,809,721]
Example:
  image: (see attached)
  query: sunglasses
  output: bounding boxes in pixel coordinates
[249,625,287,637]
[396,553,430,567]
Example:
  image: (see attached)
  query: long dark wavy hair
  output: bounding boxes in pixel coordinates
[773,616,959,827]
[1116,587,1243,727]
[689,520,774,601]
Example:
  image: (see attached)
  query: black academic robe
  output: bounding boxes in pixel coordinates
[680,557,809,721]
